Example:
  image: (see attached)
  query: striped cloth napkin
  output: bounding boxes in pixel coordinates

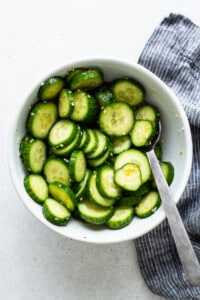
[134,13,200,300]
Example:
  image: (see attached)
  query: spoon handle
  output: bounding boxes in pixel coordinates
[147,149,200,286]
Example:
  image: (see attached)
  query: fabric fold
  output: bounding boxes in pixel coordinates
[134,13,200,300]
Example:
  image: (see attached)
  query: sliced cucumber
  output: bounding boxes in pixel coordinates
[70,69,104,91]
[43,157,71,186]
[99,102,134,136]
[24,174,48,203]
[87,147,111,168]
[96,165,121,199]
[69,150,86,182]
[87,172,116,207]
[22,138,46,173]
[130,120,156,147]
[135,190,161,218]
[160,161,174,185]
[43,198,71,226]
[111,135,131,155]
[49,182,77,211]
[50,127,82,156]
[114,149,151,183]
[112,78,145,106]
[38,76,65,101]
[106,206,134,229]
[94,85,114,108]
[82,129,98,154]
[86,130,109,159]
[58,88,74,118]
[114,163,142,191]
[70,90,98,122]
[73,169,92,199]
[65,67,87,84]
[48,119,78,148]
[78,129,89,149]
[26,101,57,139]
[152,161,174,187]
[116,195,140,206]
[77,199,114,225]
[135,104,159,123]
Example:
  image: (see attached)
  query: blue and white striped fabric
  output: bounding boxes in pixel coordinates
[134,14,200,300]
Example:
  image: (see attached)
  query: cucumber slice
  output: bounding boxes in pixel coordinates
[152,161,174,187]
[154,142,163,161]
[58,88,74,118]
[24,174,48,203]
[38,76,65,101]
[49,182,77,211]
[130,120,156,147]
[114,163,142,191]
[82,129,98,154]
[70,90,98,122]
[73,169,92,199]
[70,69,104,91]
[135,104,159,123]
[135,191,161,218]
[77,199,114,225]
[114,149,151,183]
[78,129,90,149]
[116,195,140,206]
[43,157,71,186]
[43,198,71,226]
[69,150,86,182]
[65,67,87,84]
[111,135,131,155]
[99,102,134,136]
[106,206,134,229]
[86,130,109,159]
[51,127,82,156]
[160,161,174,185]
[26,101,57,139]
[94,86,114,108]
[48,119,78,148]
[22,138,46,173]
[88,172,116,207]
[87,147,111,168]
[96,165,121,199]
[112,78,145,106]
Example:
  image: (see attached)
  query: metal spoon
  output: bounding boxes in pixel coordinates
[144,121,200,286]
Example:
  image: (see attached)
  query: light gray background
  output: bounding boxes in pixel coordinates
[1,1,199,299]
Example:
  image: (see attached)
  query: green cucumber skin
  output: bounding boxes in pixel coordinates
[49,182,77,211]
[71,90,98,122]
[70,69,104,91]
[26,101,57,139]
[24,174,49,204]
[135,191,161,218]
[99,102,134,137]
[58,88,74,118]
[77,199,114,225]
[106,206,135,229]
[96,165,122,199]
[112,78,145,107]
[22,138,46,174]
[43,198,71,226]
[87,172,116,208]
[43,157,71,186]
[69,150,86,182]
[38,76,65,101]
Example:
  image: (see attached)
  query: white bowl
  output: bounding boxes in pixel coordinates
[8,58,192,243]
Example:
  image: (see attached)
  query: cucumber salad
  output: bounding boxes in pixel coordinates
[19,67,174,229]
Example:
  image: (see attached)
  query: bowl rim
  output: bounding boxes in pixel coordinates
[7,57,193,243]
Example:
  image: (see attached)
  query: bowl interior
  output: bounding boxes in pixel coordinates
[8,58,192,243]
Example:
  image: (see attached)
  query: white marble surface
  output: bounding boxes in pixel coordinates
[1,1,199,299]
